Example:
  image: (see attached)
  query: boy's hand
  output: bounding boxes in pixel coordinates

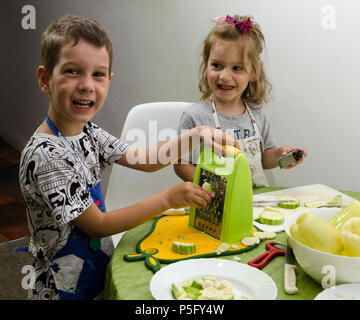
[164,182,214,209]
[279,146,308,169]
[195,126,240,157]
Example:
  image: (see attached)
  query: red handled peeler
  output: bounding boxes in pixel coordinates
[248,241,285,269]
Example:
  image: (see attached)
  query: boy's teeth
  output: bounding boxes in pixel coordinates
[73,100,93,107]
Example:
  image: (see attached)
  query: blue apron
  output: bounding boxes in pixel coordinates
[46,115,110,300]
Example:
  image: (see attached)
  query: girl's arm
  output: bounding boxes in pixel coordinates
[173,163,196,182]
[116,126,239,172]
[73,182,214,237]
[262,146,307,169]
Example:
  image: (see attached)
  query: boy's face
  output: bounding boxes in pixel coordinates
[39,38,113,134]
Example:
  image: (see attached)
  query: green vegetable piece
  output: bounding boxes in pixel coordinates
[277,197,300,209]
[327,195,342,205]
[172,241,196,255]
[259,210,284,225]
[172,283,185,299]
[304,201,324,208]
[191,279,203,290]
[183,286,201,300]
[202,181,213,192]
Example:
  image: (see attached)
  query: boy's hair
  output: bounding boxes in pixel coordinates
[40,15,113,76]
[199,15,272,106]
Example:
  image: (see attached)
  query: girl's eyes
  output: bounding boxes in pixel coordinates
[233,66,244,71]
[93,72,106,77]
[211,63,222,69]
[210,64,244,71]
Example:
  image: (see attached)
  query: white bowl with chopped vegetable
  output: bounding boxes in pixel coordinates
[150,258,277,300]
[285,205,360,285]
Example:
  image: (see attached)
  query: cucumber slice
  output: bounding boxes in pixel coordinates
[277,197,300,209]
[172,241,196,255]
[259,210,284,225]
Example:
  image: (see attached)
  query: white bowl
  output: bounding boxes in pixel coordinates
[285,208,360,285]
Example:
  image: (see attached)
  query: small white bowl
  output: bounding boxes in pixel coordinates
[285,208,360,285]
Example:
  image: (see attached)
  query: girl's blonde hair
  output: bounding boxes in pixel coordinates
[199,15,272,106]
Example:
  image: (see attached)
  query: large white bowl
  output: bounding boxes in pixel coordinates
[285,208,360,285]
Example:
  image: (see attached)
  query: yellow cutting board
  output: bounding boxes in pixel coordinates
[124,214,259,272]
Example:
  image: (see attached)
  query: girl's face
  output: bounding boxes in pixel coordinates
[206,38,253,108]
[43,39,113,135]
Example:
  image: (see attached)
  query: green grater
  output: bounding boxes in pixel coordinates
[188,145,254,244]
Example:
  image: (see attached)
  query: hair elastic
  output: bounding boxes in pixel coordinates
[213,15,253,34]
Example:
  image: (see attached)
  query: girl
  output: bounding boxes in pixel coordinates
[174,15,307,187]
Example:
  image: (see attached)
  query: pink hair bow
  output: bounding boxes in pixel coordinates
[225,15,253,34]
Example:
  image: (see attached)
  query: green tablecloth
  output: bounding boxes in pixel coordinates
[104,187,360,300]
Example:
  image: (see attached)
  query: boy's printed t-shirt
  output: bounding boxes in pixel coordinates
[19,122,128,299]
[177,101,276,163]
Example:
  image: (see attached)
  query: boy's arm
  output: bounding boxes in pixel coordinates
[173,163,196,182]
[73,182,213,237]
[116,126,239,172]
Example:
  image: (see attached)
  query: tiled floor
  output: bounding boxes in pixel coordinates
[0,137,29,244]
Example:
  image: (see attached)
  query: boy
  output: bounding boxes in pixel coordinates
[19,15,238,300]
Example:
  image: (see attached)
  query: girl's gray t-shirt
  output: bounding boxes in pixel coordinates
[176,101,276,164]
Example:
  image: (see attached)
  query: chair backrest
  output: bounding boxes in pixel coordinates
[105,102,191,212]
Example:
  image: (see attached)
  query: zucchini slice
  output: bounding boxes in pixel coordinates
[259,210,284,225]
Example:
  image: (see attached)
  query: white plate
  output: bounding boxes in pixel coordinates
[150,258,277,300]
[253,184,357,232]
[314,283,360,300]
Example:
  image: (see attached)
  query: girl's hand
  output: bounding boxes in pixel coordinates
[279,146,308,169]
[163,182,215,209]
[195,126,240,157]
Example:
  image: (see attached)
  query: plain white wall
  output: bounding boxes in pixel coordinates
[0,0,359,192]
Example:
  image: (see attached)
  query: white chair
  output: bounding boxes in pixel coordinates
[105,102,191,247]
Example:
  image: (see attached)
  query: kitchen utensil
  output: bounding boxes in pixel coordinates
[248,241,285,269]
[285,208,360,284]
[150,258,277,300]
[314,283,360,300]
[278,149,304,169]
[284,244,298,294]
[253,200,299,205]
[189,145,253,244]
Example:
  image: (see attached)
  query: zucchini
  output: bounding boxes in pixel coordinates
[202,181,213,192]
[172,241,196,255]
[259,210,284,225]
[277,197,300,209]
